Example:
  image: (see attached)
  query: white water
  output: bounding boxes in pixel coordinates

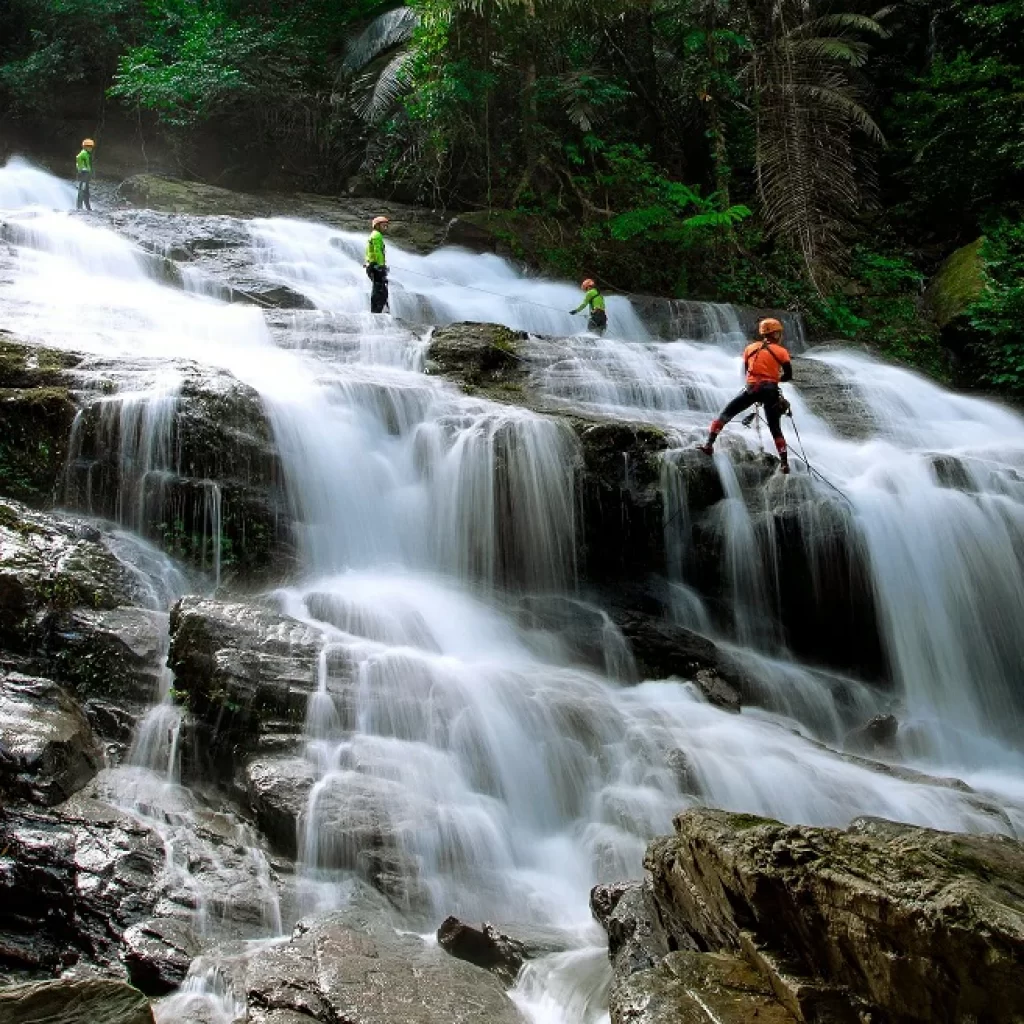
[3,157,1023,1023]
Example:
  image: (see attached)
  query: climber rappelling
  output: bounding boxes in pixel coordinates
[570,278,607,334]
[698,317,793,474]
[365,215,390,313]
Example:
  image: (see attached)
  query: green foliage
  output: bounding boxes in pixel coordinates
[886,0,1024,234]
[0,0,139,115]
[110,0,304,127]
[967,218,1024,393]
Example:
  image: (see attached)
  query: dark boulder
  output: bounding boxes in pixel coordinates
[0,978,154,1024]
[611,612,752,703]
[426,321,527,393]
[0,798,168,976]
[436,917,529,986]
[0,671,102,805]
[844,712,899,755]
[121,917,199,996]
[62,362,294,584]
[168,596,323,760]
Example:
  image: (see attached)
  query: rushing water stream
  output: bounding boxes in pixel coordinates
[2,156,1023,1023]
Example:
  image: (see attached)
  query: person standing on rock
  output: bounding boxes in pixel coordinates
[365,216,390,313]
[570,279,607,334]
[75,138,95,211]
[698,317,793,474]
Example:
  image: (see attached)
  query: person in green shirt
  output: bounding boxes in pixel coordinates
[570,278,607,334]
[365,216,390,313]
[75,138,95,211]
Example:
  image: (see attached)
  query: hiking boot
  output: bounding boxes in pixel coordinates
[697,443,715,456]
[779,458,790,475]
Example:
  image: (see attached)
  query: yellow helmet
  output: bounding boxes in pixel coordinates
[372,216,390,229]
[758,317,784,338]
[82,138,95,149]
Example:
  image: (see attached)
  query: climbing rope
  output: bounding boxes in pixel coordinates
[396,266,586,316]
[749,406,853,505]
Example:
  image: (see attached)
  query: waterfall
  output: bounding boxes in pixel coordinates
[3,156,1024,1024]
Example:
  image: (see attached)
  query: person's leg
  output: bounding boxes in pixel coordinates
[76,175,85,210]
[83,175,91,211]
[699,388,757,452]
[589,309,607,334]
[370,268,388,313]
[762,390,790,473]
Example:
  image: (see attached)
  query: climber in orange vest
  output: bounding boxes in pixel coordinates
[698,317,793,474]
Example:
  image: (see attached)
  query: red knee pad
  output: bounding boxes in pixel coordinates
[774,436,787,454]
[710,419,724,435]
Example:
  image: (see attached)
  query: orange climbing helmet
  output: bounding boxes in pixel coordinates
[758,317,784,338]
[372,216,390,229]
[82,138,95,149]
[581,278,595,290]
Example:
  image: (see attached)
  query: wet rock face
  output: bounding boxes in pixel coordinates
[63,361,294,584]
[0,497,144,650]
[636,808,1024,1024]
[611,612,749,706]
[121,917,199,996]
[0,798,168,976]
[235,910,526,1024]
[0,500,171,723]
[0,336,81,505]
[574,420,670,582]
[169,596,323,757]
[115,175,447,252]
[0,978,154,1024]
[0,671,102,805]
[791,352,876,440]
[613,950,799,1024]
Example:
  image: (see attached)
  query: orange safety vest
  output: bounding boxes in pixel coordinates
[743,340,790,386]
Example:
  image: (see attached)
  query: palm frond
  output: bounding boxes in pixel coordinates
[353,50,415,124]
[788,82,885,143]
[791,13,891,40]
[342,7,419,73]
[785,37,871,67]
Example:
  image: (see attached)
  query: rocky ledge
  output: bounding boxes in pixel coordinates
[594,808,1024,1024]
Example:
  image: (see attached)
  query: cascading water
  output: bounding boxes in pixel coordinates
[3,156,1023,1024]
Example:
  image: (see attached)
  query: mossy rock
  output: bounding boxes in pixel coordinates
[924,237,985,328]
[426,321,528,388]
[0,338,82,505]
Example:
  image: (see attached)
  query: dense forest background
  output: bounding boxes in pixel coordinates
[1,0,1021,392]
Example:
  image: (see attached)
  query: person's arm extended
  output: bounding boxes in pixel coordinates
[781,359,793,383]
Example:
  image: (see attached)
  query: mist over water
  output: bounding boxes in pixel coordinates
[3,157,1023,1023]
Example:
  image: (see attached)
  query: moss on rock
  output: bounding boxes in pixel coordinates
[0,339,82,506]
[924,237,986,328]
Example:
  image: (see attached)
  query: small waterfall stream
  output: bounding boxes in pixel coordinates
[2,156,1023,1023]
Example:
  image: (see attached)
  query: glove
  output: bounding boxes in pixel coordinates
[569,309,578,315]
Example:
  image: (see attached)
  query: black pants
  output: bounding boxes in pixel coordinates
[588,309,608,334]
[713,383,787,451]
[76,171,91,211]
[367,265,389,313]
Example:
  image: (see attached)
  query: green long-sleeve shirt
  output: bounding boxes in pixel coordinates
[573,288,605,314]
[366,229,386,267]
[76,149,93,173]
